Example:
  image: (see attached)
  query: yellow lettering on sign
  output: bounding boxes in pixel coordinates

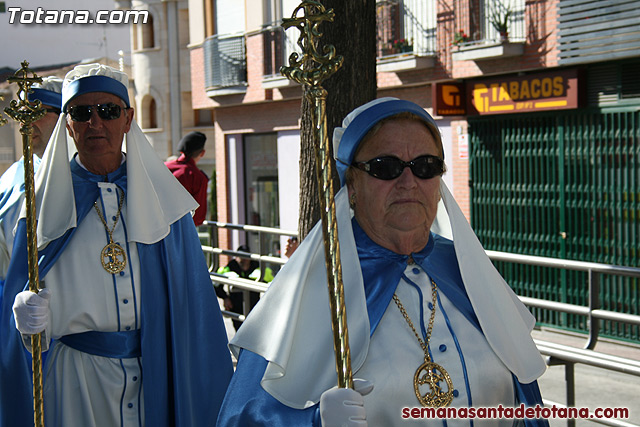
[553,76,563,96]
[520,80,530,99]
[472,73,573,113]
[473,84,489,113]
[499,83,510,101]
[541,78,552,97]
[510,81,519,100]
[531,79,541,98]
[490,83,500,101]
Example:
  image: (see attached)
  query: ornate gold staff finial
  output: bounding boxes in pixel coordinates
[0,94,7,127]
[5,61,46,126]
[281,2,353,390]
[3,60,45,427]
[280,1,343,89]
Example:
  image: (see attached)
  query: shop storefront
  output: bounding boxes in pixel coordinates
[436,63,640,341]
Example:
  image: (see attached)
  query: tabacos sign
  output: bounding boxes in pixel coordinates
[433,82,466,116]
[467,69,583,115]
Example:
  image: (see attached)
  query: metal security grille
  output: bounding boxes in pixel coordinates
[470,110,640,341]
[203,33,247,89]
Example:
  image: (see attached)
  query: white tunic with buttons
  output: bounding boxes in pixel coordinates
[358,263,516,427]
[42,182,144,427]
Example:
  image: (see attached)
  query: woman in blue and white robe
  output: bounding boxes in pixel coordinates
[217,98,548,427]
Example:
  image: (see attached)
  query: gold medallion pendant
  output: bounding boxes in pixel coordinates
[393,277,454,408]
[101,242,127,274]
[94,190,127,275]
[414,360,454,408]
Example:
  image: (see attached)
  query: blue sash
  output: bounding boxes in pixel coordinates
[58,330,141,359]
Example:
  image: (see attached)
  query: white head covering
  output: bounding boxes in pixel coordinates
[230,98,546,409]
[34,76,64,92]
[21,63,198,247]
[29,76,64,109]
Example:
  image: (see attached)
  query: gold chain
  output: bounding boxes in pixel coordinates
[393,276,454,408]
[392,278,438,362]
[93,189,127,274]
[93,190,125,239]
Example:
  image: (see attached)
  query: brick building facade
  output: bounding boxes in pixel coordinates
[186,0,640,292]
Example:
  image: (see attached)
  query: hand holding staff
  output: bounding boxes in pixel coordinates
[3,60,46,427]
[280,1,352,389]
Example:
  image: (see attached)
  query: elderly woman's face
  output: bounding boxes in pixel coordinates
[348,118,441,253]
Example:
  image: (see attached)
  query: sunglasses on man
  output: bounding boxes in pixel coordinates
[66,103,126,122]
[352,155,445,180]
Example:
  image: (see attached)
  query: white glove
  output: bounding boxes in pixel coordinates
[320,379,374,427]
[12,289,51,335]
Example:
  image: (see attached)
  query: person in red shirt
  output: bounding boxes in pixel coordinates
[165,131,209,226]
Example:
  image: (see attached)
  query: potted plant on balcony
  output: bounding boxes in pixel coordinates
[452,30,470,49]
[490,6,512,42]
[392,38,413,53]
[381,38,413,56]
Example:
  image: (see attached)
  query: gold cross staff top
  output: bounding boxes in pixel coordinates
[4,60,45,128]
[280,0,343,89]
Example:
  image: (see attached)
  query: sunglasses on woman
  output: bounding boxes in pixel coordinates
[66,103,126,122]
[352,155,445,180]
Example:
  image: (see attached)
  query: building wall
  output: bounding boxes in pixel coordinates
[211,99,301,251]
[130,0,193,162]
[188,0,638,245]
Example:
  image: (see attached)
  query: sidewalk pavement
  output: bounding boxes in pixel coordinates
[533,327,640,426]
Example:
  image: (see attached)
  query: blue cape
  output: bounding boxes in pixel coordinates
[0,159,233,426]
[217,219,547,427]
[0,156,42,306]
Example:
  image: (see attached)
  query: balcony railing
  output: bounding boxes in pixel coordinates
[451,0,526,61]
[455,0,525,48]
[483,0,525,43]
[258,22,303,89]
[376,0,437,58]
[203,33,247,94]
[262,24,301,79]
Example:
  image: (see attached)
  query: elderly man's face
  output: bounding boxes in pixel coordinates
[32,110,59,158]
[348,118,442,254]
[65,92,133,175]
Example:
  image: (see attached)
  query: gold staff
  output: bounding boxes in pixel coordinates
[3,60,46,427]
[280,1,352,389]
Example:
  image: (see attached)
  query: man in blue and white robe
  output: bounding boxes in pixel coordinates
[1,64,232,427]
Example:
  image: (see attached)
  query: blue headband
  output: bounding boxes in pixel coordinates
[28,88,62,110]
[62,75,130,111]
[335,99,441,185]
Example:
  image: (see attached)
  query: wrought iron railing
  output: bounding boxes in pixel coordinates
[455,0,526,47]
[376,0,436,58]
